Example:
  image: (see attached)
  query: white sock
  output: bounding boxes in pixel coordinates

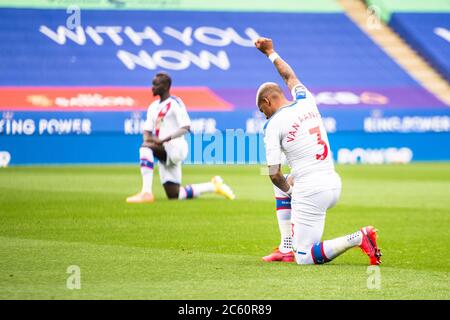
[139,147,154,194]
[277,210,292,253]
[192,182,215,196]
[274,180,292,253]
[275,191,292,253]
[178,182,215,200]
[322,230,362,260]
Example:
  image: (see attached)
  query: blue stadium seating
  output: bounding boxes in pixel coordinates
[0,8,420,87]
[390,13,450,82]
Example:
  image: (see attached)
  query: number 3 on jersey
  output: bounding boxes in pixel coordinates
[309,126,328,160]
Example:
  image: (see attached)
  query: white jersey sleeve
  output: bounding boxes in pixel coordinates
[143,101,157,133]
[264,120,282,166]
[172,97,191,128]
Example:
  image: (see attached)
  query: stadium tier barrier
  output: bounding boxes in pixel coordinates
[1,7,449,165]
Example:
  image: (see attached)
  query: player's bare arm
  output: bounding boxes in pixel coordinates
[269,164,292,195]
[254,37,301,91]
[143,130,154,143]
[153,125,191,145]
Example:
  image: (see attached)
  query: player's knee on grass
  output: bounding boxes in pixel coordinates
[292,219,327,265]
[294,251,315,265]
[293,240,316,265]
[163,182,180,199]
[294,242,330,265]
[292,235,315,265]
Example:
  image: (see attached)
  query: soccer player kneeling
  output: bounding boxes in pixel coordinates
[255,38,381,265]
[126,72,235,203]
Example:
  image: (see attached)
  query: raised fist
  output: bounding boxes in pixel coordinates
[254,37,275,56]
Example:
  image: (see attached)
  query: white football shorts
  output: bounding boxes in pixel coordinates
[291,187,341,262]
[159,137,188,184]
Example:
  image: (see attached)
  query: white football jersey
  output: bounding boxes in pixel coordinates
[143,96,191,141]
[263,84,341,194]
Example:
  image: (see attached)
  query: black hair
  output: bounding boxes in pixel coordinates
[155,72,172,89]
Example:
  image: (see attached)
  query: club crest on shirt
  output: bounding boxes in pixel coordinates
[294,86,307,100]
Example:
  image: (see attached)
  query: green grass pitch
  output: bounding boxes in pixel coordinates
[0,163,449,300]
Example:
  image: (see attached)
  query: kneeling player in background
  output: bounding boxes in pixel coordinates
[126,72,235,203]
